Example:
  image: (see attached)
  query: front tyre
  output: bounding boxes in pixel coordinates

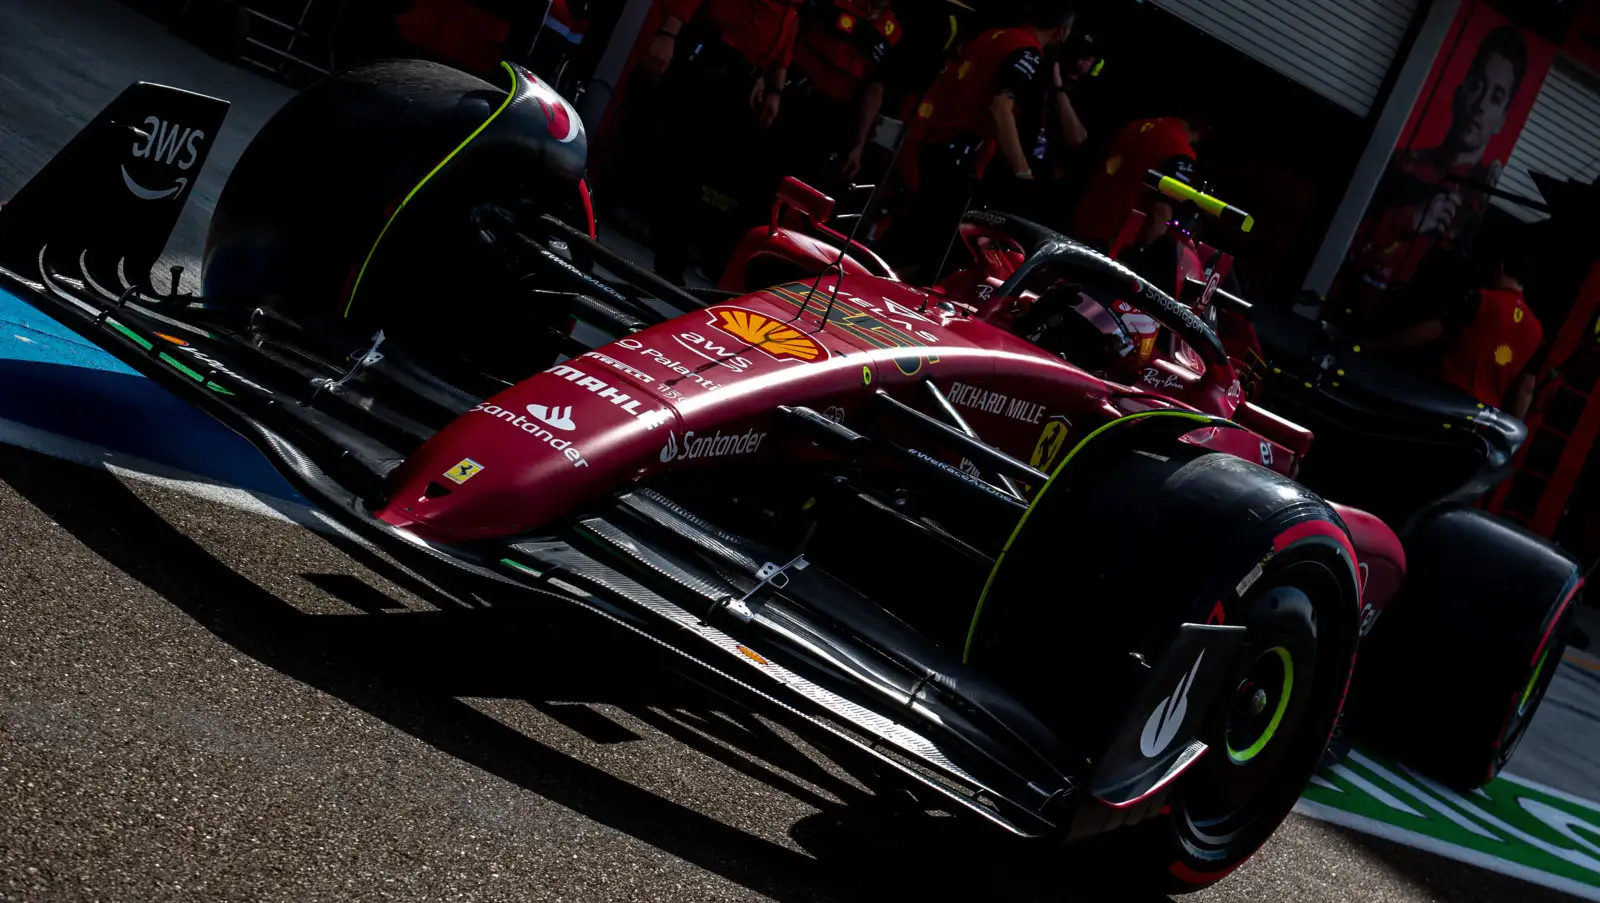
[967,435,1361,895]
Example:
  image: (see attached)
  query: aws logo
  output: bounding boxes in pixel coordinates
[707,307,827,363]
[123,116,205,201]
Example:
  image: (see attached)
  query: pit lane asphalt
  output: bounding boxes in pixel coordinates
[0,0,1590,900]
[0,445,1578,903]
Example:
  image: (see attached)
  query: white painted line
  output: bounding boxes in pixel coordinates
[1293,799,1600,902]
[0,415,348,539]
[1502,772,1600,813]
[1329,763,1424,818]
[1349,750,1502,841]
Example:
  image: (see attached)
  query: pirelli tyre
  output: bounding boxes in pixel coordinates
[1350,505,1582,789]
[965,414,1361,895]
[203,59,592,383]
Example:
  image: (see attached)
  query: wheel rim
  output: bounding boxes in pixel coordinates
[1179,562,1335,849]
[1226,646,1295,764]
[1497,600,1574,770]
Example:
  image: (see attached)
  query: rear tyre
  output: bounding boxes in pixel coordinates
[1351,505,1582,788]
[968,439,1361,895]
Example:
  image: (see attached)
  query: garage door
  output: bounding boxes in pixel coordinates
[1150,0,1422,117]
[1491,60,1600,224]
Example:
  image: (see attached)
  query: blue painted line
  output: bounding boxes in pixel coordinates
[0,288,306,503]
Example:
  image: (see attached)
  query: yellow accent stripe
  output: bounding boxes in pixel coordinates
[1158,176,1225,217]
[1156,176,1255,234]
[962,410,1214,662]
[342,60,521,318]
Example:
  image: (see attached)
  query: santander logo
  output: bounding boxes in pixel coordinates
[526,404,575,431]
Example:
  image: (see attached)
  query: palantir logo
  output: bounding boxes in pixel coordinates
[526,404,576,431]
[123,116,205,201]
[1140,651,1205,759]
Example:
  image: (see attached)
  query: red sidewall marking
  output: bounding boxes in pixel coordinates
[1170,857,1242,886]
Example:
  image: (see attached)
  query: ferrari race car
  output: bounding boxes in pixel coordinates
[0,60,1579,895]
[717,166,1585,787]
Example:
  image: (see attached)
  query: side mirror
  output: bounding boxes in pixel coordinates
[776,176,837,225]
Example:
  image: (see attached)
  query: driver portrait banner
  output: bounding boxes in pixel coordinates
[1331,1,1556,324]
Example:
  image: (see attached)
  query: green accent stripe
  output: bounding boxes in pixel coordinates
[962,410,1214,662]
[1518,647,1552,717]
[1228,646,1294,763]
[206,381,235,396]
[106,318,154,351]
[502,558,544,578]
[159,352,206,383]
[342,60,521,319]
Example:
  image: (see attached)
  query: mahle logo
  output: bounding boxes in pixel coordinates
[708,308,826,363]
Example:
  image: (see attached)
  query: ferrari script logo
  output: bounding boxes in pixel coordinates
[1140,651,1205,759]
[709,308,826,363]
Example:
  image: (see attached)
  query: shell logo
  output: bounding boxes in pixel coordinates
[1106,154,1123,175]
[838,13,855,29]
[710,308,827,362]
[918,101,935,119]
[1495,344,1514,366]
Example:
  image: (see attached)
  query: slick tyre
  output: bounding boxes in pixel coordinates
[967,435,1361,895]
[205,59,503,316]
[1351,505,1582,789]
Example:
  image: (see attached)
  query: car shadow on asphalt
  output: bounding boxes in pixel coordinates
[0,448,1158,903]
[1328,826,1588,903]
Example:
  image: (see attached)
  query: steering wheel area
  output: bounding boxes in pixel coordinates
[955,209,1240,415]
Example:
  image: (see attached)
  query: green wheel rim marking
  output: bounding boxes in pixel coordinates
[962,409,1215,662]
[342,60,522,319]
[1518,647,1553,718]
[1227,646,1294,764]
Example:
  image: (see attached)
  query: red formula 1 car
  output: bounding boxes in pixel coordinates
[720,172,1584,786]
[0,61,1578,896]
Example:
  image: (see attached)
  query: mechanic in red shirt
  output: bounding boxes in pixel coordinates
[778,0,904,186]
[1065,108,1210,254]
[877,2,1081,282]
[1363,249,1544,417]
[641,0,805,283]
